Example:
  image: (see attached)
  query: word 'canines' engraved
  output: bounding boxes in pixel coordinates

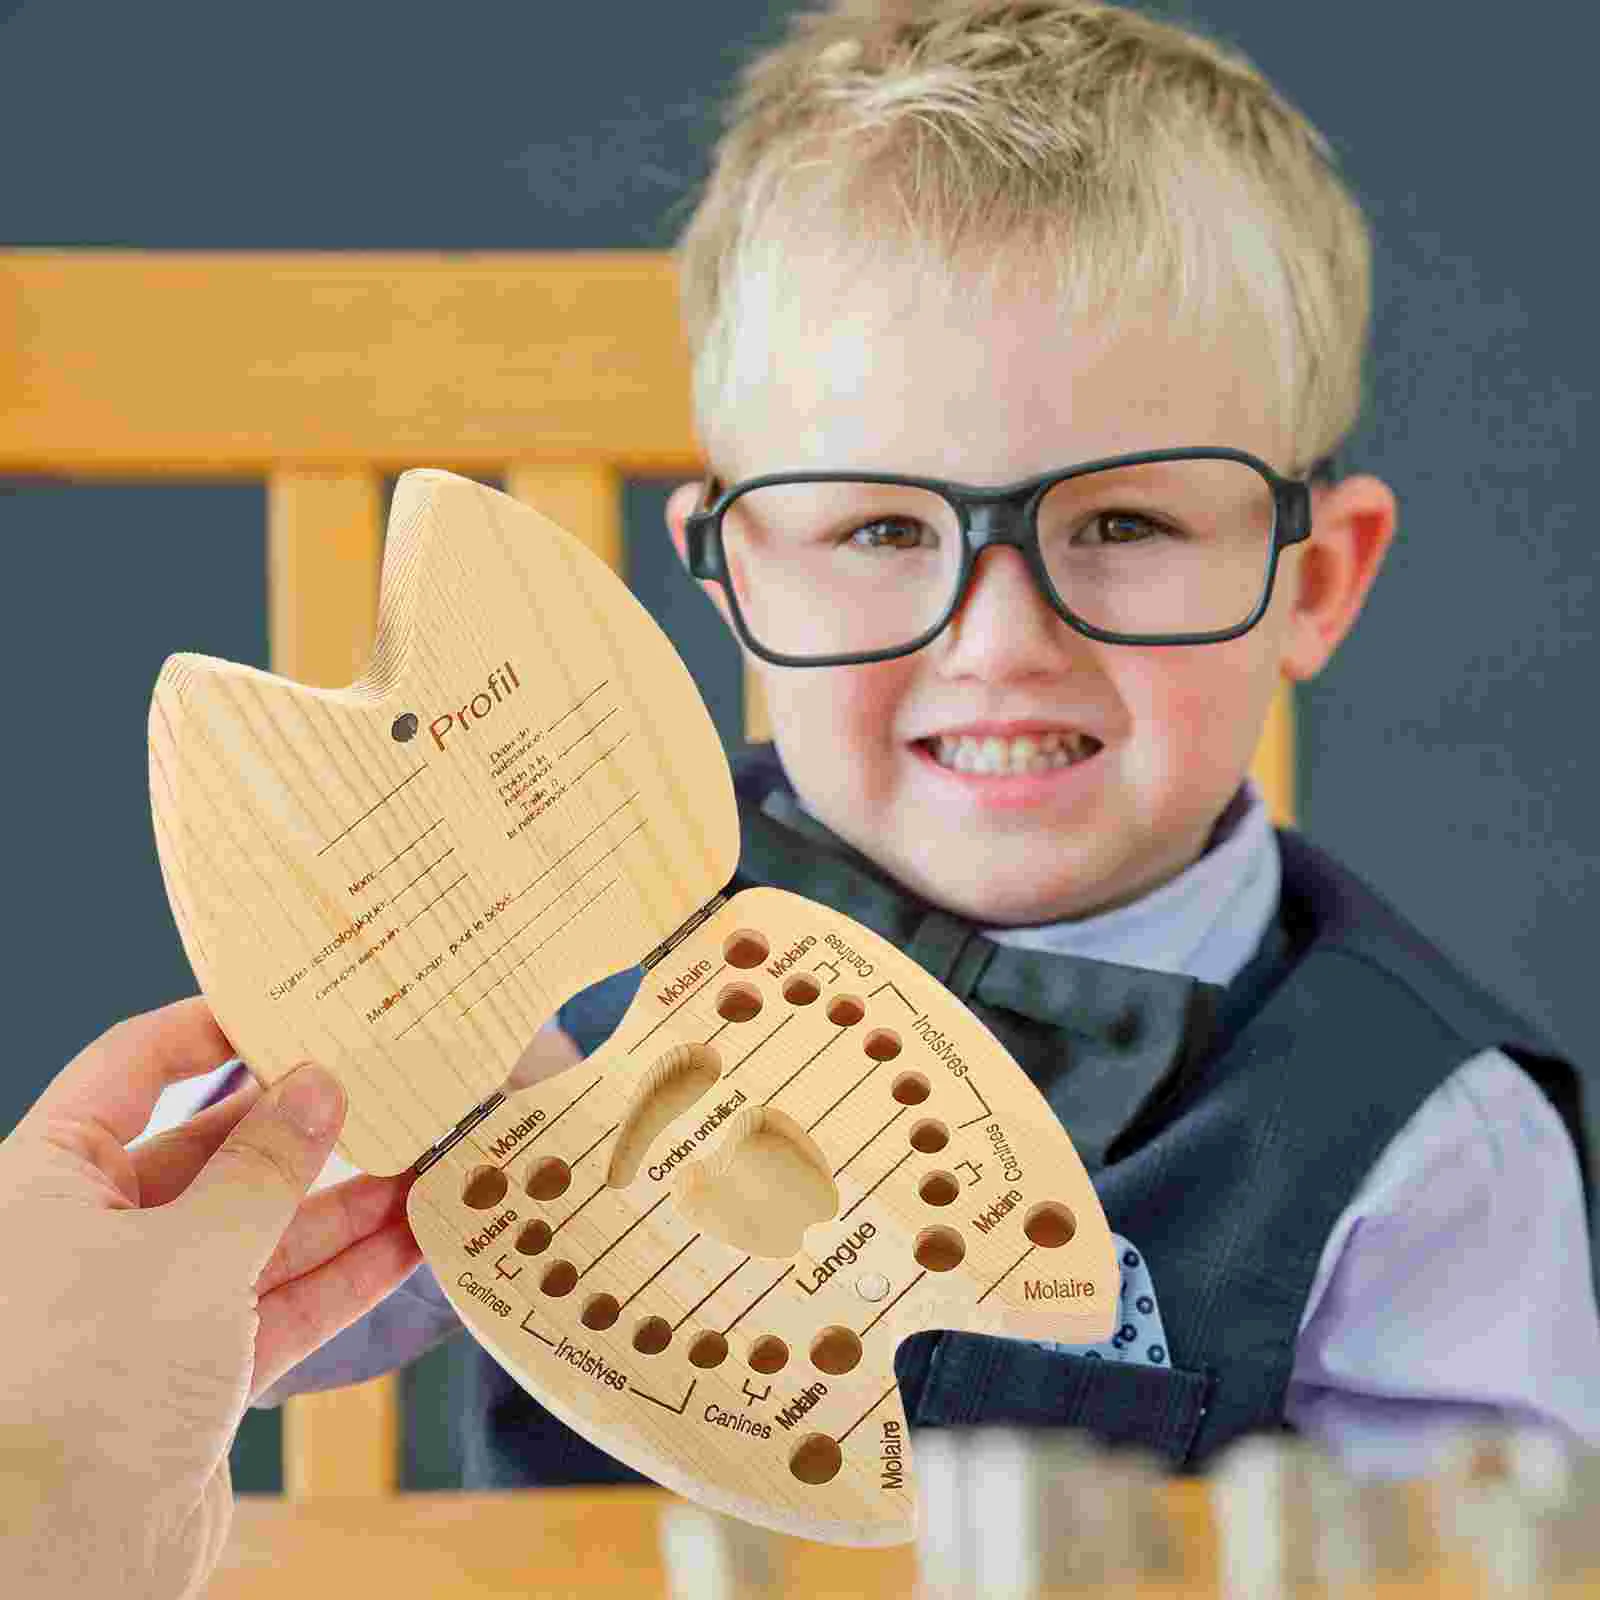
[430,660,521,752]
[457,1270,512,1318]
[824,931,875,979]
[985,1121,1023,1184]
[704,1404,772,1440]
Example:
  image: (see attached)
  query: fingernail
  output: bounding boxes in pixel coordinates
[276,1064,345,1139]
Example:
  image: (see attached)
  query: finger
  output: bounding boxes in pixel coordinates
[249,1217,425,1403]
[177,1062,349,1281]
[255,1169,417,1296]
[129,1079,265,1208]
[22,996,235,1148]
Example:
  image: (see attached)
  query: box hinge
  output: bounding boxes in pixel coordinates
[413,1088,507,1177]
[639,891,728,975]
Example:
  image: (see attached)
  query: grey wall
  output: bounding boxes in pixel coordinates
[2,1,1592,1491]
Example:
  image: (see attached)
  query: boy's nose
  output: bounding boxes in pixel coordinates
[939,545,1087,667]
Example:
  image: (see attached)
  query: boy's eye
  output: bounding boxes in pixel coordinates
[837,517,935,551]
[1072,511,1173,546]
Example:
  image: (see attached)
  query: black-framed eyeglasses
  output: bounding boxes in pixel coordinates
[686,446,1333,666]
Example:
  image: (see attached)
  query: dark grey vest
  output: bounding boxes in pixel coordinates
[461,747,1591,1486]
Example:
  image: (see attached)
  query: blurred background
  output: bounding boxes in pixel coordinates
[1,0,1592,1497]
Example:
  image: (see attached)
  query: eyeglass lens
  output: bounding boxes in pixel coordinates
[719,457,1278,656]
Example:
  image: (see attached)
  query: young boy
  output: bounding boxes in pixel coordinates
[223,0,1599,1481]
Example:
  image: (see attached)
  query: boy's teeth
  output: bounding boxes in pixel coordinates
[929,731,1099,775]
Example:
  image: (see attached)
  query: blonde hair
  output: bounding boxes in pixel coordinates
[671,0,1371,475]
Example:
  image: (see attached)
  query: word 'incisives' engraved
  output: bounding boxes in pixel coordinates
[703,1404,772,1440]
[647,1090,749,1181]
[824,931,875,979]
[775,1381,828,1432]
[766,934,816,980]
[796,1220,877,1296]
[430,661,521,753]
[909,1012,968,1077]
[486,1108,547,1160]
[457,1270,512,1318]
[463,1209,518,1258]
[658,958,712,1007]
[881,1418,904,1490]
[985,1121,1023,1184]
[553,1335,628,1391]
[972,1188,1023,1235]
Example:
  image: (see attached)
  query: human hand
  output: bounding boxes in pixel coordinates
[0,996,423,1600]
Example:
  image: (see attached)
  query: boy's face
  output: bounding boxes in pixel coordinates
[667,261,1394,925]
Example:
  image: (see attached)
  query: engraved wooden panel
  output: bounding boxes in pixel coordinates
[150,469,738,1176]
[408,885,1115,1546]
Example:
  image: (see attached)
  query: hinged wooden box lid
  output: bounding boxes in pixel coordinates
[149,469,739,1175]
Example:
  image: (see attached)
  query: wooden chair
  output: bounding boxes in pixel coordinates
[0,246,1293,1523]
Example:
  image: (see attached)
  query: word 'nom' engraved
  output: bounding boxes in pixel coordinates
[703,1404,772,1440]
[766,934,816,979]
[429,660,521,752]
[774,1381,828,1432]
[1022,1276,1096,1301]
[909,1012,968,1077]
[457,1270,512,1318]
[881,1417,904,1490]
[487,1108,547,1159]
[824,931,875,979]
[797,1221,877,1296]
[657,959,712,1007]
[464,1208,518,1258]
[553,1335,629,1391]
[972,1188,1023,1235]
[985,1120,1023,1184]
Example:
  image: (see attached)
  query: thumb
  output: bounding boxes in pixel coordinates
[177,1062,348,1281]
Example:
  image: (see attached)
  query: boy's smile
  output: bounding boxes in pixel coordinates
[669,256,1394,927]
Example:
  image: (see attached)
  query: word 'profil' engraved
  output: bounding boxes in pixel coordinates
[429,660,521,752]
[796,1221,877,1296]
[464,1208,519,1257]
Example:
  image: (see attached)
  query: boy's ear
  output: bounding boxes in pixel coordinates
[1279,473,1398,681]
[666,480,737,633]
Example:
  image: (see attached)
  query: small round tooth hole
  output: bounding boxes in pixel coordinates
[909,1119,949,1153]
[827,994,864,1027]
[914,1226,966,1272]
[581,1293,620,1331]
[461,1166,508,1209]
[540,1260,578,1297]
[809,1326,862,1376]
[783,974,820,1006]
[688,1331,729,1369]
[525,1157,571,1201]
[892,1071,931,1106]
[919,1171,959,1207]
[632,1316,672,1355]
[724,930,770,968]
[1024,1201,1077,1248]
[748,1335,789,1375]
[716,981,763,1023]
[789,1434,843,1486]
[515,1219,553,1256]
[863,1028,902,1061]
